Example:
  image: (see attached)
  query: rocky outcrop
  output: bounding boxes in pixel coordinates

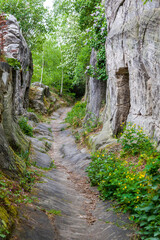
[0,14,33,175]
[89,0,160,149]
[0,62,27,175]
[29,82,57,115]
[85,49,106,124]
[0,14,33,115]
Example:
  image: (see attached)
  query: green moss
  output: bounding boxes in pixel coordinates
[4,199,17,217]
[9,147,26,174]
[0,206,13,238]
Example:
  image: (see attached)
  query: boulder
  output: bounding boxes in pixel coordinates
[29,82,57,114]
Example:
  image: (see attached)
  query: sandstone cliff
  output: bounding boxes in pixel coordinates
[88,0,160,149]
[0,14,33,175]
[85,49,106,124]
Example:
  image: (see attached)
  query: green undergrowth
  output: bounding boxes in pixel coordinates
[87,124,160,240]
[65,101,87,128]
[0,151,39,238]
[18,117,33,137]
[65,101,102,145]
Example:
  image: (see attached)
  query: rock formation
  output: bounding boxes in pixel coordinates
[0,14,33,115]
[85,49,106,124]
[88,0,160,149]
[0,14,33,175]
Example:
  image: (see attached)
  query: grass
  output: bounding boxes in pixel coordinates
[18,117,33,137]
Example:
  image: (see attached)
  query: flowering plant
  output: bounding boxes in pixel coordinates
[87,124,160,239]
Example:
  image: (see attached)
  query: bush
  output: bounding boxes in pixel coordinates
[87,124,160,239]
[118,123,155,156]
[18,117,33,137]
[65,101,86,128]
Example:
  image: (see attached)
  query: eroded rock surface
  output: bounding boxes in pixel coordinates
[91,0,160,149]
[0,14,33,115]
[0,14,33,174]
[11,108,134,240]
[85,49,106,124]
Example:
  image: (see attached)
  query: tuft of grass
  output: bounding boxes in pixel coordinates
[18,117,33,137]
[46,209,62,216]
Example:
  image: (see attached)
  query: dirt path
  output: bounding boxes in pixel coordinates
[11,108,134,240]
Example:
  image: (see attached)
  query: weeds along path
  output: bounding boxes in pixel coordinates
[11,107,134,240]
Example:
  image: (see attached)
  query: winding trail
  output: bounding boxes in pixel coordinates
[11,108,134,240]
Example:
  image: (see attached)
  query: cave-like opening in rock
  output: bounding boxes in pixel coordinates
[114,66,130,135]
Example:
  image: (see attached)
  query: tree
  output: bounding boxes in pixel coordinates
[0,0,53,50]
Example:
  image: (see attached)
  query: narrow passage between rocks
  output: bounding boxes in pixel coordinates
[11,108,134,240]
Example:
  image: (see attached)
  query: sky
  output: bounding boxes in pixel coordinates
[44,0,53,9]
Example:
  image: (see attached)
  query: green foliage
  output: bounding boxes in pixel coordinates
[65,101,86,128]
[74,0,101,30]
[73,44,91,96]
[118,123,155,156]
[0,0,53,50]
[85,5,108,82]
[6,58,21,70]
[46,209,62,216]
[18,117,33,137]
[143,0,152,4]
[87,124,160,239]
[32,38,62,89]
[0,166,37,237]
[20,169,36,192]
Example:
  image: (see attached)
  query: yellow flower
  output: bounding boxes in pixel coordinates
[102,154,104,157]
[137,196,139,199]
[97,155,99,158]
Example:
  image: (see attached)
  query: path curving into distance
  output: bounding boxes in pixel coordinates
[11,108,134,240]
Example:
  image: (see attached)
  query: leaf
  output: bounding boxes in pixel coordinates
[152,195,159,201]
[154,232,160,237]
[0,234,6,238]
[146,238,160,240]
[140,221,147,227]
[147,215,156,221]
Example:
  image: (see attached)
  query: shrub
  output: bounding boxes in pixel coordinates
[87,124,160,239]
[18,117,33,137]
[118,123,155,156]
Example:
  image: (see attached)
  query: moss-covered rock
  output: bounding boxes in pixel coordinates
[0,206,14,238]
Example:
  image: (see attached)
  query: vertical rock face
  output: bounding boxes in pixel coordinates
[85,49,106,123]
[0,14,33,115]
[105,0,160,138]
[91,0,160,149]
[0,14,33,175]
